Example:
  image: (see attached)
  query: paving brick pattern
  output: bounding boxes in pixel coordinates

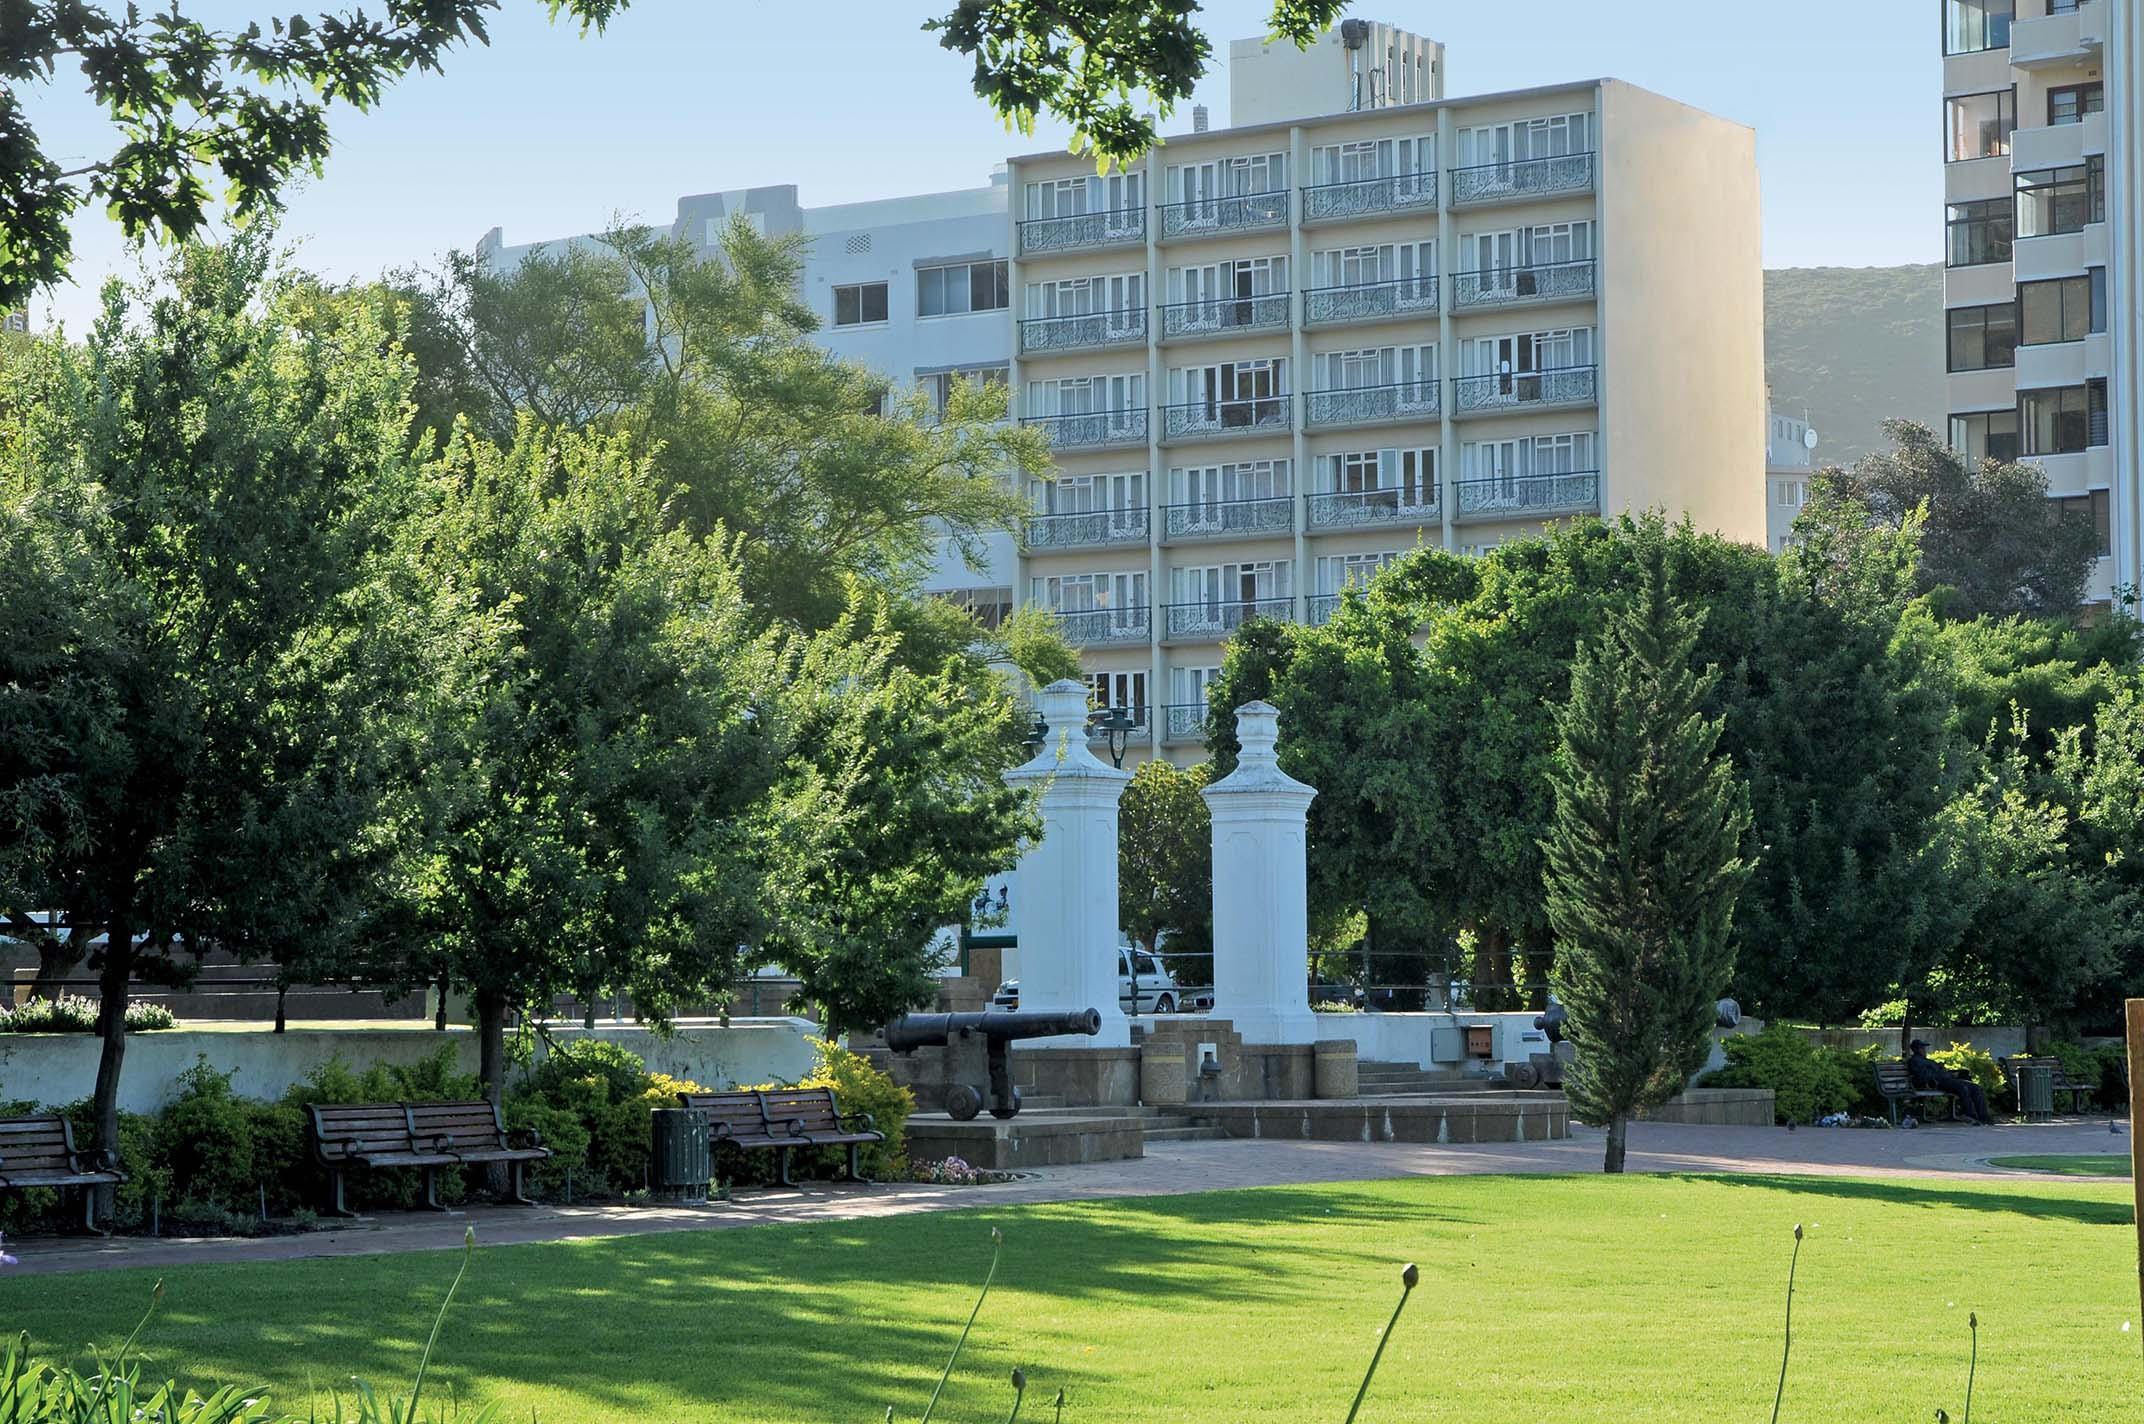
[6,1117,2126,1278]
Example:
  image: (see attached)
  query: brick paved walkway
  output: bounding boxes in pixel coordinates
[7,1115,2127,1278]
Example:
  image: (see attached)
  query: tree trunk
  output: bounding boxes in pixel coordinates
[30,927,84,1001]
[1602,1112,1629,1174]
[91,917,134,1161]
[475,988,510,1194]
[434,975,449,1031]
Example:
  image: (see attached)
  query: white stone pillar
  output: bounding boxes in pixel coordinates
[1202,701,1319,1045]
[1003,679,1132,1047]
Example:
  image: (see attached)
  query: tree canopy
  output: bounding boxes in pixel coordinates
[1118,758,1213,977]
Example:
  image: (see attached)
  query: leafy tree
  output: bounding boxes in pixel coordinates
[1724,489,1978,1026]
[1808,419,2100,620]
[1934,613,2141,757]
[756,584,1039,1035]
[398,222,1041,628]
[7,2,1341,309]
[1543,546,1752,1173]
[1119,759,1213,977]
[0,238,417,1153]
[388,425,786,1102]
[996,604,1086,688]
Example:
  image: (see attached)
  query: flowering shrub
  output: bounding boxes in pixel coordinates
[908,1156,1014,1186]
[0,996,175,1032]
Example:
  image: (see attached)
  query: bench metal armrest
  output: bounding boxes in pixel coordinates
[506,1126,545,1150]
[840,1110,878,1134]
[71,1146,123,1175]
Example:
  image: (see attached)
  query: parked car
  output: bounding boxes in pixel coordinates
[992,948,1184,1014]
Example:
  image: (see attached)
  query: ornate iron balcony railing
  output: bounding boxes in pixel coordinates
[1453,470,1601,521]
[1047,606,1152,645]
[1020,408,1150,449]
[1448,152,1596,206]
[1450,364,1597,415]
[1162,596,1294,641]
[1162,702,1210,744]
[1164,495,1295,541]
[1022,507,1150,550]
[1300,171,1437,223]
[1016,206,1146,255]
[1305,380,1441,428]
[1303,276,1439,325]
[1018,307,1148,354]
[1450,259,1597,310]
[1158,292,1291,339]
[1161,395,1292,441]
[1307,488,1439,530]
[1158,190,1290,239]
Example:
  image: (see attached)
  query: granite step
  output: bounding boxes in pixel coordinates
[1141,1124,1226,1143]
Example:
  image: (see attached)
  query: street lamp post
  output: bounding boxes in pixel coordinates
[1089,704,1140,770]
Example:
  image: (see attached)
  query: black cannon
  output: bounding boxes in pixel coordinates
[883,1008,1102,1121]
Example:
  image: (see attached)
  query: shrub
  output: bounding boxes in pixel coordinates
[528,1038,650,1103]
[501,1099,589,1195]
[0,996,175,1032]
[1701,1025,1858,1124]
[152,1060,264,1213]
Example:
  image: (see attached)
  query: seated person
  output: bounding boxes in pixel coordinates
[1906,1039,1994,1125]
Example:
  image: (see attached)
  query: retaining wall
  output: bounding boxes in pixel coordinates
[0,1019,820,1114]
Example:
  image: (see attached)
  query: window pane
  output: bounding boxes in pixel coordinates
[2090,268,2107,333]
[2020,283,2060,345]
[835,286,861,325]
[1946,91,2014,162]
[862,283,887,323]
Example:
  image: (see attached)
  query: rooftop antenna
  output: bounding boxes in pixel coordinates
[1340,18,1370,111]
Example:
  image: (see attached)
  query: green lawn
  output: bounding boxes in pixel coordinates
[3,1175,2136,1422]
[1987,1154,2134,1178]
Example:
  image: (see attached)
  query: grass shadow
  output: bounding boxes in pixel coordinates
[1693,1172,2134,1226]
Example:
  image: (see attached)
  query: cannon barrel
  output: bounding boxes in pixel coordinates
[884,1008,1102,1053]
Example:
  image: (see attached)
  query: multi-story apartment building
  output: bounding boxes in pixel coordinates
[1940,0,2143,606]
[1766,402,1818,553]
[478,179,1019,624]
[483,25,1768,767]
[1009,75,1764,763]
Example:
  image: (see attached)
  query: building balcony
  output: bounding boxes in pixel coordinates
[1162,597,1293,643]
[1303,276,1439,326]
[1018,307,1148,355]
[1451,259,1597,312]
[1016,207,1146,256]
[1020,408,1150,451]
[1450,364,1597,417]
[1158,292,1291,341]
[2009,5,2098,66]
[1305,380,1441,430]
[1161,395,1292,442]
[1448,152,1596,207]
[1299,171,1438,225]
[1307,487,1439,531]
[1453,470,1601,523]
[1158,191,1290,241]
[1022,507,1150,552]
[1163,495,1295,542]
[1161,702,1209,745]
[1305,593,1343,626]
[1047,606,1152,646]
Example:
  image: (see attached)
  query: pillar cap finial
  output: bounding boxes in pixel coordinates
[1202,700,1315,802]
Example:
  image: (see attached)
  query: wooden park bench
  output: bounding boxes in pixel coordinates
[1874,1060,1957,1124]
[0,1112,127,1234]
[1999,1056,2096,1115]
[307,1101,549,1216]
[676,1088,883,1187]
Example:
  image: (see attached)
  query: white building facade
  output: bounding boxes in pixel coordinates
[1940,0,2142,607]
[1766,403,1818,553]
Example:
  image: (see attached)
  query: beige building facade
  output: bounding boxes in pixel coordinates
[1008,77,1765,763]
[1941,0,2141,607]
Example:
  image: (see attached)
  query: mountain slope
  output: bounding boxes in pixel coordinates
[1765,264,1944,467]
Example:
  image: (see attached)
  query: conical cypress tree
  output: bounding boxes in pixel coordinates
[1543,539,1754,1172]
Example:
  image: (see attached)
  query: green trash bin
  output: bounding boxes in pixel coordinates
[649,1108,711,1203]
[2016,1063,2054,1121]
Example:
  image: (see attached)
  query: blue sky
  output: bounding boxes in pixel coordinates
[28,0,1940,330]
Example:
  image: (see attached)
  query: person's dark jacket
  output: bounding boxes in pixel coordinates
[1906,1055,1953,1089]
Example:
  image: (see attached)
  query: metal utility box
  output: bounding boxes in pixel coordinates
[1430,1027,1466,1063]
[1464,1024,1496,1059]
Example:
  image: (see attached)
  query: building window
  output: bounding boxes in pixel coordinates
[933,586,1014,631]
[920,364,1008,421]
[2048,83,2103,126]
[1945,90,2015,162]
[1947,302,2017,371]
[833,281,888,327]
[2019,385,2098,455]
[1088,670,1148,718]
[2089,154,2106,224]
[2051,490,2111,558]
[1950,409,2020,465]
[2016,164,2093,238]
[1773,480,1809,508]
[1946,199,2012,267]
[2018,276,2096,346]
[917,260,1009,318]
[1943,0,2011,54]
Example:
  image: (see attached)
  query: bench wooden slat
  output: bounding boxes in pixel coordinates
[0,1112,128,1230]
[309,1100,549,1215]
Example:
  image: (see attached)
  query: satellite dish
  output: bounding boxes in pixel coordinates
[1802,427,1820,451]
